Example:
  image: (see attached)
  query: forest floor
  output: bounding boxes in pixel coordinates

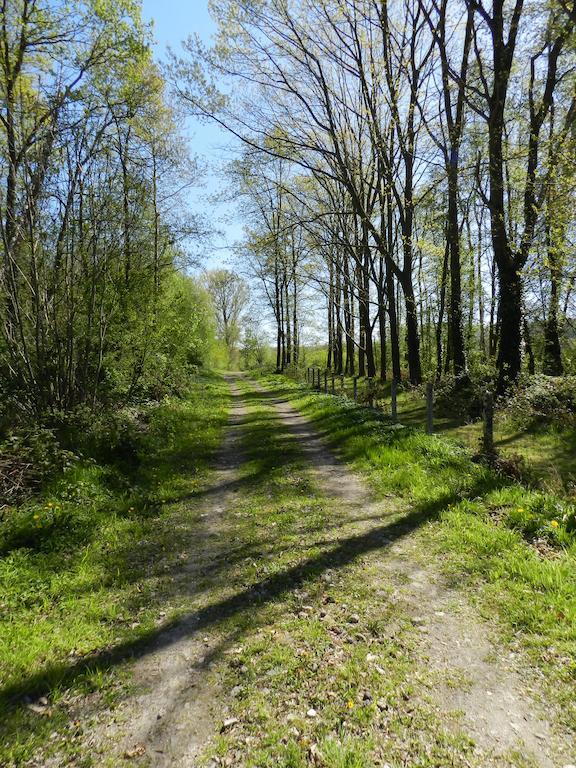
[2,373,575,767]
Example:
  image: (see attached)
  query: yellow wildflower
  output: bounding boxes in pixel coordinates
[551,520,559,529]
[33,514,39,520]
[347,700,354,709]
[517,507,525,513]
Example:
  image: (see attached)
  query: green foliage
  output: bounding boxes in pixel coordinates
[0,0,211,415]
[0,430,77,510]
[102,271,217,401]
[504,374,576,430]
[433,374,491,421]
[481,486,576,546]
[241,325,270,369]
[203,269,249,368]
[51,403,147,466]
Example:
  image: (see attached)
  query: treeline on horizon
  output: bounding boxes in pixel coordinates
[178,0,576,396]
[3,0,576,432]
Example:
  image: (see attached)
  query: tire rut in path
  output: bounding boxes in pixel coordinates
[87,377,248,767]
[247,377,573,768]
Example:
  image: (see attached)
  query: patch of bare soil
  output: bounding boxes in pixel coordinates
[386,547,572,767]
[248,378,574,768]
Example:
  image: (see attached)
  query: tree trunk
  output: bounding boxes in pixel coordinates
[542,250,564,375]
[363,250,376,378]
[378,286,387,381]
[343,256,354,374]
[400,274,422,385]
[436,240,449,380]
[327,258,334,369]
[335,257,343,374]
[284,272,291,366]
[357,261,365,377]
[523,317,535,375]
[275,266,282,372]
[496,262,523,393]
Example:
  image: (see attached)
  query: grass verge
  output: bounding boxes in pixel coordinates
[0,372,230,767]
[306,372,576,491]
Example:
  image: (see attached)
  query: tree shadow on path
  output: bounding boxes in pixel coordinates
[0,475,489,712]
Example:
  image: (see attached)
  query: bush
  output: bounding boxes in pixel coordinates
[51,404,154,468]
[505,375,576,430]
[0,429,76,511]
[432,375,492,422]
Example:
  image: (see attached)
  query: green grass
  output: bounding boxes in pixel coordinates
[177,376,547,768]
[3,371,574,765]
[0,372,230,767]
[304,372,576,491]
[256,373,576,733]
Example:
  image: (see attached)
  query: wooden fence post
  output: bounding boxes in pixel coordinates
[353,376,358,402]
[324,370,328,393]
[483,391,495,458]
[340,374,345,391]
[426,382,434,435]
[391,379,398,423]
[331,374,335,394]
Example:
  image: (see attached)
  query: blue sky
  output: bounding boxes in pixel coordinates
[141,0,243,271]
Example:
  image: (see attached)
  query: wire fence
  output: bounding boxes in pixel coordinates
[300,366,495,459]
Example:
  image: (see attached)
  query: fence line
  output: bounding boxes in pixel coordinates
[299,367,495,459]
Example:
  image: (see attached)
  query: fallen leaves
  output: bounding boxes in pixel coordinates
[124,744,146,759]
[220,717,240,732]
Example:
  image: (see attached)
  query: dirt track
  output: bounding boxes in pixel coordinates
[82,375,572,767]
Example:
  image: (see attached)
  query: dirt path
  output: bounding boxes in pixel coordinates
[80,375,572,767]
[84,377,248,766]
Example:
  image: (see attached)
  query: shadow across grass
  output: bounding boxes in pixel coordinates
[0,373,515,764]
[0,465,498,715]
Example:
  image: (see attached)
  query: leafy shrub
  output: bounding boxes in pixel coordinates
[434,374,492,421]
[505,375,576,429]
[0,429,76,511]
[52,405,153,467]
